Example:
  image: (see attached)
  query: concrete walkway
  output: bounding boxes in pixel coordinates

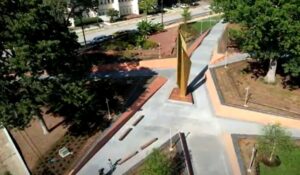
[77,22,300,175]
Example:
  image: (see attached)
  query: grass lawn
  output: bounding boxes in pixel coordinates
[260,148,300,175]
[238,137,300,175]
[189,16,222,34]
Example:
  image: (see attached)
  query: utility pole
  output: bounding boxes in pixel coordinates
[80,17,87,46]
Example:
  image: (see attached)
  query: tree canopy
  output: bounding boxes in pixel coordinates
[107,8,119,22]
[257,123,295,163]
[139,0,158,16]
[0,0,98,129]
[212,0,300,83]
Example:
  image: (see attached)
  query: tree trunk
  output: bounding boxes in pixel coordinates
[264,59,277,84]
[269,142,276,162]
[80,17,87,46]
[36,116,49,135]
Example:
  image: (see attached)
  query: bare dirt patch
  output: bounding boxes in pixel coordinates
[213,60,300,119]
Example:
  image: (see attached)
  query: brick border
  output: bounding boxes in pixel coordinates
[69,76,167,174]
[206,67,300,129]
[221,133,242,175]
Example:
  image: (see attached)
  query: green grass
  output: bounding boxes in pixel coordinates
[260,148,300,175]
[189,16,222,34]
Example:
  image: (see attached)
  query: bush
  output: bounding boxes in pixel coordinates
[74,17,103,27]
[137,20,164,36]
[141,149,171,175]
[142,40,158,49]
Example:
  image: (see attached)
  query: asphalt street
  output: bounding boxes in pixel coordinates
[75,3,211,43]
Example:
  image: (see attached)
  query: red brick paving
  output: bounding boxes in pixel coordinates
[149,27,179,57]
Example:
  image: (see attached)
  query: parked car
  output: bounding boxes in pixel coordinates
[112,29,138,38]
[90,35,111,44]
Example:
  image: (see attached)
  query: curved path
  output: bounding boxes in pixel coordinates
[77,22,300,175]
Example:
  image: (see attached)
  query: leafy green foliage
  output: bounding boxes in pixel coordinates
[141,149,172,175]
[74,17,102,26]
[181,7,191,25]
[106,8,119,22]
[0,0,101,129]
[139,0,158,15]
[258,123,295,161]
[137,20,164,36]
[211,0,300,78]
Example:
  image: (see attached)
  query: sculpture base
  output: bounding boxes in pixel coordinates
[168,88,193,104]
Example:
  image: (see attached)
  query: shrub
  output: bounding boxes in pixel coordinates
[137,20,164,36]
[141,149,172,175]
[75,17,103,27]
[142,40,158,49]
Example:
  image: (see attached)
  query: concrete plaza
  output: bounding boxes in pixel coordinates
[78,22,300,175]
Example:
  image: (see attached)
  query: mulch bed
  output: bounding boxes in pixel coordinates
[14,77,154,175]
[212,60,300,119]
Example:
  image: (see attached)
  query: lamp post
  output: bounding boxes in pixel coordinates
[159,43,161,58]
[244,86,250,107]
[224,50,228,68]
[106,98,112,120]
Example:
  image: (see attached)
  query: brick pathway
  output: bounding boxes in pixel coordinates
[149,27,178,57]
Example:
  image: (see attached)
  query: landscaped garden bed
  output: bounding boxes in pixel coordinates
[233,134,300,175]
[124,133,193,175]
[211,60,300,119]
[23,76,155,175]
[182,16,221,47]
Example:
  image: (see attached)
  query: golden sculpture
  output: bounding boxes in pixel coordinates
[177,31,191,97]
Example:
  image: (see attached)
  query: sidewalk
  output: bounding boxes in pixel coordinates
[0,128,30,175]
[77,21,233,175]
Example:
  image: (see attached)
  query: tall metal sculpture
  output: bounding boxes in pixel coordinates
[177,31,191,97]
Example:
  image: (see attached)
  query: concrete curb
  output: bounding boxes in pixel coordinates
[221,133,242,175]
[206,69,300,129]
[2,127,31,175]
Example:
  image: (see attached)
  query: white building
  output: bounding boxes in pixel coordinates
[68,0,139,27]
[98,0,139,17]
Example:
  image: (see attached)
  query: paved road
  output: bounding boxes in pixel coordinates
[76,3,211,43]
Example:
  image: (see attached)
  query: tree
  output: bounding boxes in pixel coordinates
[211,0,300,83]
[106,8,119,23]
[139,0,158,20]
[66,0,98,46]
[141,149,172,175]
[0,0,96,133]
[181,7,191,25]
[257,123,295,164]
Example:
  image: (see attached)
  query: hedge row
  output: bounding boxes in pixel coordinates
[74,17,103,27]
